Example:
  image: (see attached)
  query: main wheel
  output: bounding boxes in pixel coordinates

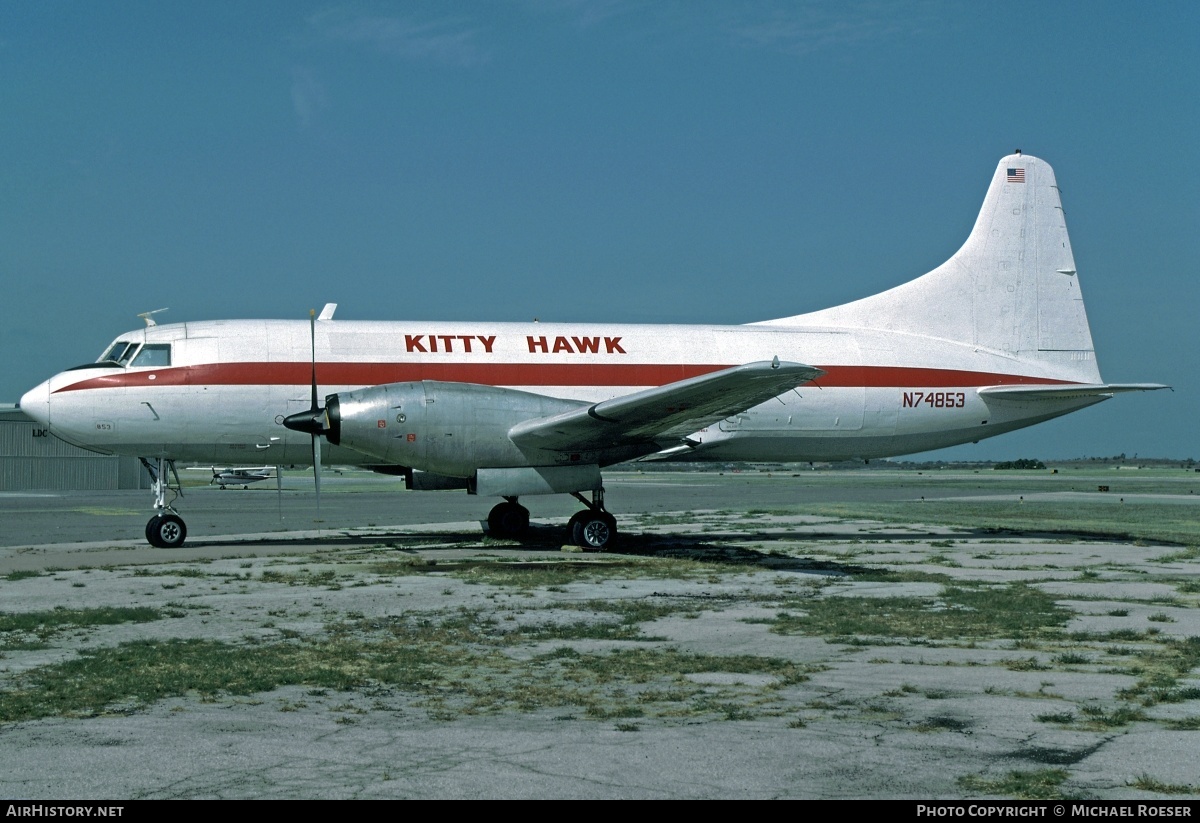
[487,502,530,538]
[572,512,616,551]
[147,513,187,548]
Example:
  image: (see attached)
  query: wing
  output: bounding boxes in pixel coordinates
[509,358,823,452]
[978,383,1170,400]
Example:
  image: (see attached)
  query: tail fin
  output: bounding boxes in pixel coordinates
[766,153,1102,382]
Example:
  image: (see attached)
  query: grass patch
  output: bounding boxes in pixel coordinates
[0,607,160,634]
[1129,774,1199,795]
[1055,652,1090,665]
[1155,547,1200,564]
[1078,704,1147,729]
[957,768,1072,799]
[260,569,339,587]
[1036,711,1075,724]
[762,583,1070,642]
[1116,637,1200,705]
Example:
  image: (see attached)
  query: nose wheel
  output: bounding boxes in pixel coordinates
[146,513,187,548]
[141,457,187,548]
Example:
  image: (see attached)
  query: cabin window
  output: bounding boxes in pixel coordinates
[131,344,171,367]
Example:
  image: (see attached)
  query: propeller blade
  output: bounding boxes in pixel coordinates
[309,308,319,411]
[312,429,322,523]
[279,307,328,527]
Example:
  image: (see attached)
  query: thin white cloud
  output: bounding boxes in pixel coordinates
[721,2,942,55]
[307,8,492,67]
[514,1,940,56]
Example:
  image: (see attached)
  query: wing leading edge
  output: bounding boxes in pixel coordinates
[509,358,824,452]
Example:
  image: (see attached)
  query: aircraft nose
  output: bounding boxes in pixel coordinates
[19,380,51,426]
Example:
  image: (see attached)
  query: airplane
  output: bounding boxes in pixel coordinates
[188,466,274,489]
[18,152,1167,550]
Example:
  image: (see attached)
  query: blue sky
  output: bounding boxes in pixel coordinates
[2,1,1195,460]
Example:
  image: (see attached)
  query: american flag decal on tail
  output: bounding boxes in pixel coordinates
[1007,168,1025,183]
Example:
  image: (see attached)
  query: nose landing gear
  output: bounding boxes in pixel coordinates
[140,457,187,548]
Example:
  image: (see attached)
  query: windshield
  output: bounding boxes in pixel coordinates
[99,341,140,366]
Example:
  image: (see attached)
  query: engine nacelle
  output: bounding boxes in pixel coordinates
[327,381,587,477]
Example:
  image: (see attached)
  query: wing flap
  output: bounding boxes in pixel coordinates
[509,359,824,452]
[978,383,1170,401]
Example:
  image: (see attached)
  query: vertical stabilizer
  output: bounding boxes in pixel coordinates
[765,154,1102,382]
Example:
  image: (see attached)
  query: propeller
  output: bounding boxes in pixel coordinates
[282,309,330,523]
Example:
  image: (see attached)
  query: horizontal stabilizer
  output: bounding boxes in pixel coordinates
[978,383,1171,401]
[510,359,823,451]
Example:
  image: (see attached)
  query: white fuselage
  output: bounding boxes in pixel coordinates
[20,315,1102,467]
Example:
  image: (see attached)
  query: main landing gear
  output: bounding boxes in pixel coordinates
[567,489,616,551]
[485,489,617,551]
[487,497,530,537]
[140,457,187,548]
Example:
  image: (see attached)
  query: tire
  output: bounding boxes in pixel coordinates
[145,515,163,546]
[573,512,616,551]
[566,510,588,543]
[487,502,529,538]
[149,513,187,548]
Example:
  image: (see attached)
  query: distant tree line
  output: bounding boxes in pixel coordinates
[993,459,1046,470]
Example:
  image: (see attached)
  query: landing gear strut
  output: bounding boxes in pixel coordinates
[140,457,187,548]
[568,488,616,551]
[487,497,530,538]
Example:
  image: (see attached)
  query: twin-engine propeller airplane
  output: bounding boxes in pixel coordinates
[20,153,1167,549]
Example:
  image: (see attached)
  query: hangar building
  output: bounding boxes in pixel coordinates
[0,405,147,491]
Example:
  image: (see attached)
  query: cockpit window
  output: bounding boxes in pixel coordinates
[130,344,171,368]
[99,341,139,366]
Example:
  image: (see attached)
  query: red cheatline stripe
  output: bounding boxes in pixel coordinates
[53,362,1078,394]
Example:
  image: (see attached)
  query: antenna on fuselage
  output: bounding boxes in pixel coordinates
[138,308,169,327]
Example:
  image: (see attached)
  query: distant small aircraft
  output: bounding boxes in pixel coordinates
[19,152,1168,549]
[190,466,274,489]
